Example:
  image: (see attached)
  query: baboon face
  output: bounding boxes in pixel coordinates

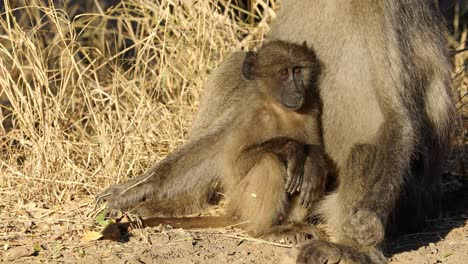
[242,41,320,110]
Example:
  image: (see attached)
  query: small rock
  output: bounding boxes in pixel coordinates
[22,220,33,230]
[4,246,35,261]
[173,228,188,236]
[179,238,194,251]
[24,202,37,209]
[429,243,436,248]
[153,224,164,232]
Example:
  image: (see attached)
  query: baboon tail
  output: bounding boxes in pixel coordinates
[102,216,241,241]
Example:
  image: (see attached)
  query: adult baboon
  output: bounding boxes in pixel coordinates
[99,41,327,239]
[99,1,455,262]
[266,1,455,263]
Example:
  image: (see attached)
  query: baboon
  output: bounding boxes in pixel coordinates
[99,41,327,239]
[266,1,455,263]
[100,0,455,261]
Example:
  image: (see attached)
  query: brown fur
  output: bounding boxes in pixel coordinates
[268,0,455,263]
[98,41,327,238]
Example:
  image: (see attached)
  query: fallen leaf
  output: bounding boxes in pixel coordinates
[33,243,42,252]
[82,231,103,241]
[96,210,116,228]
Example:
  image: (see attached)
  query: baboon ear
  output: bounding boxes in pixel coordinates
[302,41,308,48]
[242,51,258,80]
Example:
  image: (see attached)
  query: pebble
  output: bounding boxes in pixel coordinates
[3,246,35,261]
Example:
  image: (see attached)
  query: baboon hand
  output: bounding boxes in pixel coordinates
[285,155,305,194]
[343,207,385,247]
[298,155,326,208]
[297,175,321,208]
[282,141,306,194]
[95,175,156,211]
[297,240,342,264]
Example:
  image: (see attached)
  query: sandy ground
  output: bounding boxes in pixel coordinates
[1,172,466,264]
[0,216,466,264]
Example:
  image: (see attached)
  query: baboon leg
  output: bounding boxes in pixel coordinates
[313,143,393,262]
[227,154,289,237]
[317,144,384,245]
[323,113,417,248]
[227,151,324,239]
[389,137,445,235]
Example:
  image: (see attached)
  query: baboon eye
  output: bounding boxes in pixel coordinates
[280,68,288,77]
[293,67,301,74]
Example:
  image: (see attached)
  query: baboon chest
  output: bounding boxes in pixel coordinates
[253,101,318,144]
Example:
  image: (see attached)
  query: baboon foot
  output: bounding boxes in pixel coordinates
[343,208,385,247]
[297,240,342,264]
[264,223,324,245]
[297,240,385,264]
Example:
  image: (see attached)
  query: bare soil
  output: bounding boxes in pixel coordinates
[1,174,466,264]
[1,219,467,264]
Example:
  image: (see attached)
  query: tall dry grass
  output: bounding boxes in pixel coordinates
[0,0,276,209]
[0,0,466,214]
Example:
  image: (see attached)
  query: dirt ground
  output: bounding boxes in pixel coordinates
[1,218,467,264]
[1,173,466,264]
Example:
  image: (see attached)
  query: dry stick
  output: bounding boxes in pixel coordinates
[224,234,293,248]
[225,221,251,229]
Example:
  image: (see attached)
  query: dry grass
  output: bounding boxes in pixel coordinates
[0,2,466,262]
[0,0,276,211]
[0,0,466,220]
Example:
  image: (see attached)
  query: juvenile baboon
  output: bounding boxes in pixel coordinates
[98,41,327,238]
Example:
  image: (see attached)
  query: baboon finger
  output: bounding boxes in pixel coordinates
[285,160,297,191]
[299,185,310,206]
[292,167,304,193]
[288,174,300,194]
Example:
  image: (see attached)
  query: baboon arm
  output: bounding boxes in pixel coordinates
[338,116,415,247]
[360,118,415,218]
[97,108,238,211]
[240,138,304,190]
[242,138,326,206]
